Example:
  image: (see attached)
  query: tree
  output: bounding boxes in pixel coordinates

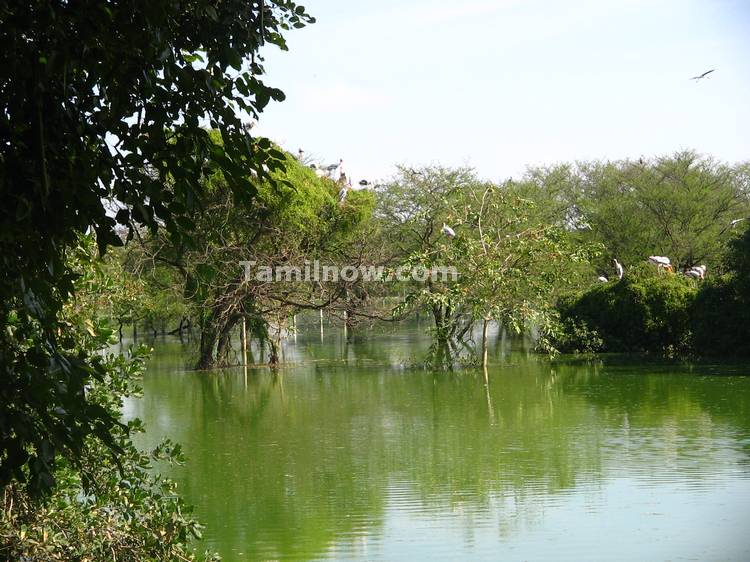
[517,152,750,275]
[378,166,592,368]
[131,148,376,369]
[375,166,479,347]
[1,0,312,494]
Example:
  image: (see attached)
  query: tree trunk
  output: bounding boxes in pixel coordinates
[481,319,490,370]
[215,319,237,367]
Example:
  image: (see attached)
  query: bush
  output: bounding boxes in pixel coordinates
[551,317,605,354]
[691,226,750,357]
[557,264,698,354]
[0,239,216,561]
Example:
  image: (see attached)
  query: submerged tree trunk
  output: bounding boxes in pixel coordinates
[215,318,238,367]
[197,326,218,370]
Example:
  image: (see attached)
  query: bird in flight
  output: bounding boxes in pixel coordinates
[690,69,715,81]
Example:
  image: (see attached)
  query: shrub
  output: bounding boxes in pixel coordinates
[691,226,750,357]
[557,264,698,354]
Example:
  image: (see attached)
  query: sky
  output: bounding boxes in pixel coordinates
[253,0,750,185]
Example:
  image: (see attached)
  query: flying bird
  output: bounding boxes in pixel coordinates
[359,179,371,186]
[441,223,456,238]
[690,69,715,81]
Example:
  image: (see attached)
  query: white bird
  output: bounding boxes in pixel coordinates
[597,276,609,283]
[730,218,747,227]
[337,184,349,204]
[326,158,343,172]
[297,148,305,160]
[441,223,456,238]
[613,259,624,280]
[648,256,671,266]
[310,163,326,178]
[686,265,706,280]
[648,256,673,272]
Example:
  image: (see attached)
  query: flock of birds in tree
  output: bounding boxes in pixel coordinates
[596,256,707,283]
[440,222,710,283]
[296,149,373,206]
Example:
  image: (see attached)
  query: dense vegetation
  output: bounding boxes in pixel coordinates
[1,1,748,558]
[1,0,312,559]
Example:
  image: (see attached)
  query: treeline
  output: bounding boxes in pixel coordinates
[112,149,750,367]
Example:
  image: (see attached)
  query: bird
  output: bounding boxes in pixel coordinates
[731,218,747,227]
[648,256,673,272]
[686,265,706,280]
[297,148,305,160]
[337,184,349,204]
[310,163,326,178]
[690,69,715,81]
[441,223,456,238]
[325,159,343,172]
[359,179,371,186]
[613,259,624,280]
[597,276,609,283]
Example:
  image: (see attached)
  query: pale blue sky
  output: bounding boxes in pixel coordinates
[255,0,750,185]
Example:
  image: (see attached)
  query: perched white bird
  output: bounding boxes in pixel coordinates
[648,256,671,266]
[297,148,305,160]
[337,184,349,204]
[326,158,343,172]
[613,259,624,280]
[597,276,609,283]
[310,163,326,178]
[648,256,673,272]
[441,223,456,238]
[686,265,706,280]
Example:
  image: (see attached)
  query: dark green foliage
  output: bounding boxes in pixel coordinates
[691,225,750,357]
[552,318,605,354]
[691,277,750,357]
[0,0,312,496]
[1,312,217,561]
[558,265,698,354]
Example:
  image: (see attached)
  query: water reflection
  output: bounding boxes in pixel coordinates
[124,326,750,561]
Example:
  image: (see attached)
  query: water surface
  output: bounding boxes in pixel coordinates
[124,324,750,561]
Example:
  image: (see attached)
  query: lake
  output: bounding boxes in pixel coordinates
[123,322,750,561]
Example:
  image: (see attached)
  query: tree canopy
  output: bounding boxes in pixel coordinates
[0,0,313,495]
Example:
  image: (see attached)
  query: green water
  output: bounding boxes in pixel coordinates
[124,324,750,561]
